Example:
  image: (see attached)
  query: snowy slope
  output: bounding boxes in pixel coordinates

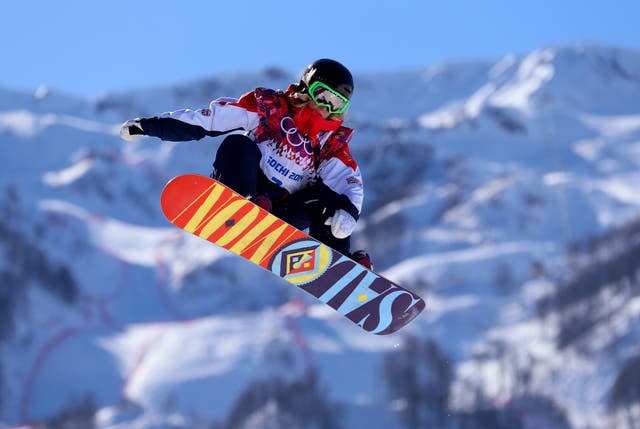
[1,44,640,429]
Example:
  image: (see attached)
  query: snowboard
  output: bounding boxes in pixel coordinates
[160,174,425,334]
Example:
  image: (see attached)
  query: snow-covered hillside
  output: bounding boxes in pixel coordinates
[1,44,640,429]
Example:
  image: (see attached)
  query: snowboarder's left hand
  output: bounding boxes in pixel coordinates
[325,209,357,239]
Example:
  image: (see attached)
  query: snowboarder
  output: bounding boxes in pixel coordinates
[120,58,372,269]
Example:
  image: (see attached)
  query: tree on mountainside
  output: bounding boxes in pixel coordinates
[609,354,640,428]
[384,337,452,429]
[225,369,342,429]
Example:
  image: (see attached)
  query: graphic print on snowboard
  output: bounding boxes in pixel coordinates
[160,174,425,334]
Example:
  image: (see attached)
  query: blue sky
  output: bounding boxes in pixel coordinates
[2,0,639,97]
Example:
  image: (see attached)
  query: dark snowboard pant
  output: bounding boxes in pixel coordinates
[211,134,351,254]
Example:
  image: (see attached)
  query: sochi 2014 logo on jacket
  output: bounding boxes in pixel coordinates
[273,116,315,169]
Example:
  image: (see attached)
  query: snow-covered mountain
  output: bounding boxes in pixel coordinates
[2,44,640,429]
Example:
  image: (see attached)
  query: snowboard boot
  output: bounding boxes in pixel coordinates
[351,250,373,270]
[250,194,273,213]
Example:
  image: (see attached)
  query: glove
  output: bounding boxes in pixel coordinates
[325,209,357,239]
[119,119,144,141]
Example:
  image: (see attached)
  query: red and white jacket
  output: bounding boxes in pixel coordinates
[140,87,364,216]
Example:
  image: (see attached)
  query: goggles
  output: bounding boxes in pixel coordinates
[307,81,350,114]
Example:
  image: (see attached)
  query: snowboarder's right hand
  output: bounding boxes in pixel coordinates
[325,209,357,239]
[120,119,144,141]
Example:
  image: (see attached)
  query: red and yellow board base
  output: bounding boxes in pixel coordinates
[161,174,425,334]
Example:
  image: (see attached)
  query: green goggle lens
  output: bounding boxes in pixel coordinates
[308,81,350,114]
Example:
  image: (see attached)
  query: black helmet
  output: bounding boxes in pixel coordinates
[300,59,354,100]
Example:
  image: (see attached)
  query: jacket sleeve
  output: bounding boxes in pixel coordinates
[139,94,260,141]
[316,130,364,221]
